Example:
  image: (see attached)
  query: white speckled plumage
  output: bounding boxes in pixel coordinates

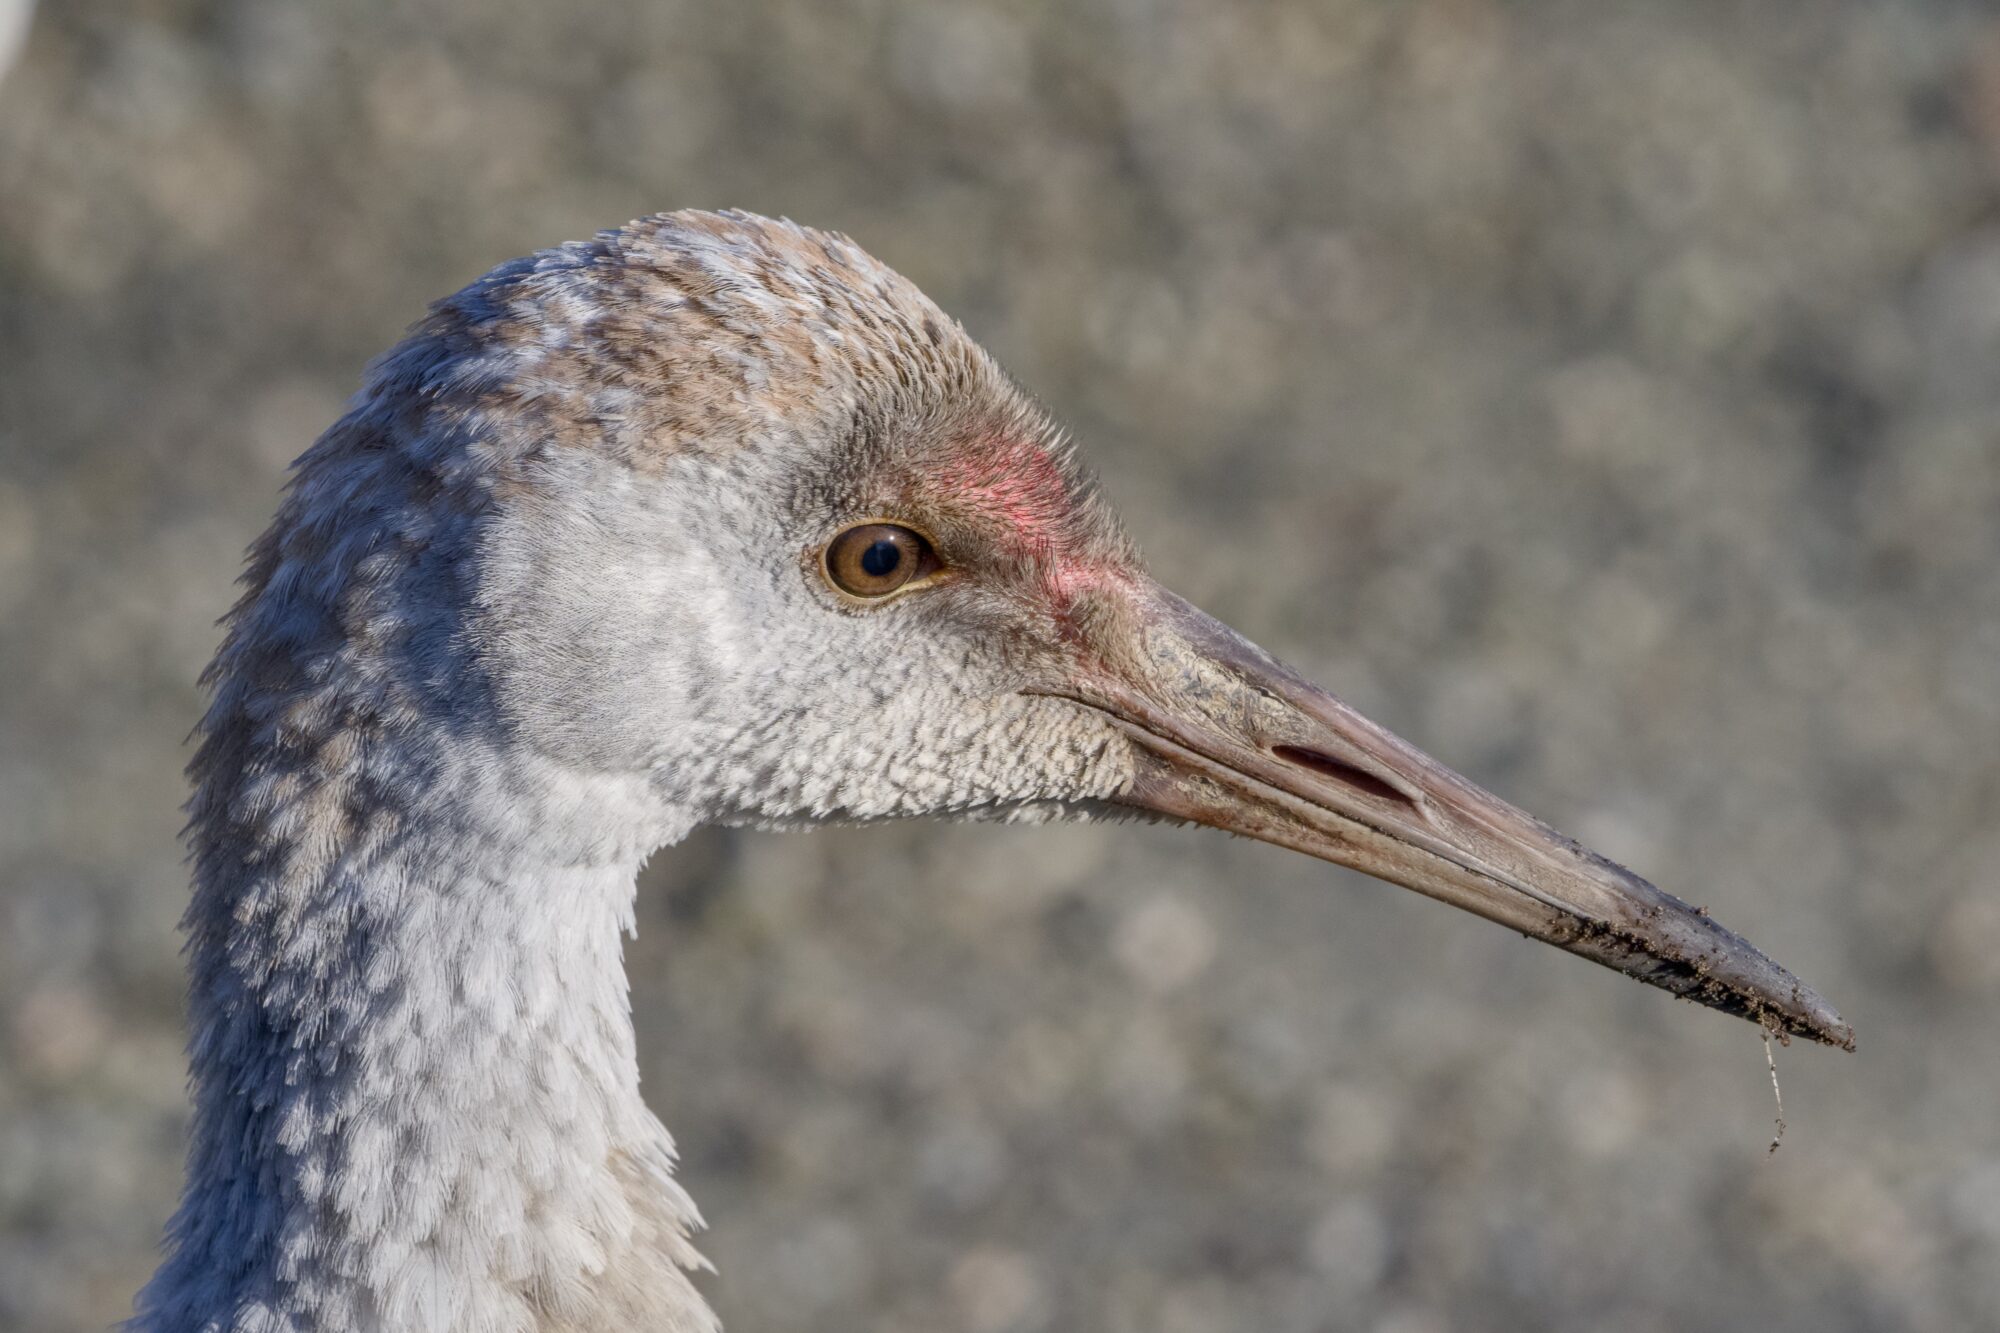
[137,211,1136,1333]
[137,207,1851,1333]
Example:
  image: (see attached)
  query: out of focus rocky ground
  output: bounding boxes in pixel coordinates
[3,1,1999,1329]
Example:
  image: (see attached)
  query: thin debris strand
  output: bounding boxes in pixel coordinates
[1762,1028,1786,1155]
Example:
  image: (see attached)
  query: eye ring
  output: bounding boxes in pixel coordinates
[821,522,941,600]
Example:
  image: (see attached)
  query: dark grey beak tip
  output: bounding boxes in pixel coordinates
[1775,985,1856,1053]
[1664,913,1855,1052]
[1560,856,1854,1051]
[1724,972,1854,1052]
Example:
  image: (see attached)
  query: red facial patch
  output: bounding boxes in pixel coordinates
[928,434,1123,649]
[933,436,1079,560]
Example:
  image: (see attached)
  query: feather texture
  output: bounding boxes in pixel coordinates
[137,211,1139,1331]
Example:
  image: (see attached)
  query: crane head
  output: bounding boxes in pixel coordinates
[413,210,1853,1050]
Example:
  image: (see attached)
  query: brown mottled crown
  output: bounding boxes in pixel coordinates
[388,210,1014,469]
[347,208,1135,578]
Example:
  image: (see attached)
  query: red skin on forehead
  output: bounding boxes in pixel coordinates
[927,435,1125,644]
[931,436,1078,557]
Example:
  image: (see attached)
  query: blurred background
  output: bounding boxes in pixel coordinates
[2,1,1998,1330]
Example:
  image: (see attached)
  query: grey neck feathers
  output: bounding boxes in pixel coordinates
[134,356,720,1332]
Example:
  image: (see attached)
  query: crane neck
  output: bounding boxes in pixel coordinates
[135,666,719,1332]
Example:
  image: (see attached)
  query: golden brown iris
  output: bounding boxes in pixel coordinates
[823,523,938,598]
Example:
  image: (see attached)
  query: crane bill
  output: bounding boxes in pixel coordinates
[1058,581,1855,1051]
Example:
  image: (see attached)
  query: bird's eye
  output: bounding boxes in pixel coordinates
[823,523,938,599]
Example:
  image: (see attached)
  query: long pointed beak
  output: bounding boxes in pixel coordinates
[1060,581,1853,1050]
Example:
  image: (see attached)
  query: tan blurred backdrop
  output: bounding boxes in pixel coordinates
[3,2,1999,1330]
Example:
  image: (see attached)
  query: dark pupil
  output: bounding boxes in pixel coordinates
[859,538,902,578]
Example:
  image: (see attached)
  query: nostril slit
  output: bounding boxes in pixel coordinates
[1271,744,1416,809]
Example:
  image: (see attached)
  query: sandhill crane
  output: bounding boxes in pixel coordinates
[134,210,1851,1333]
